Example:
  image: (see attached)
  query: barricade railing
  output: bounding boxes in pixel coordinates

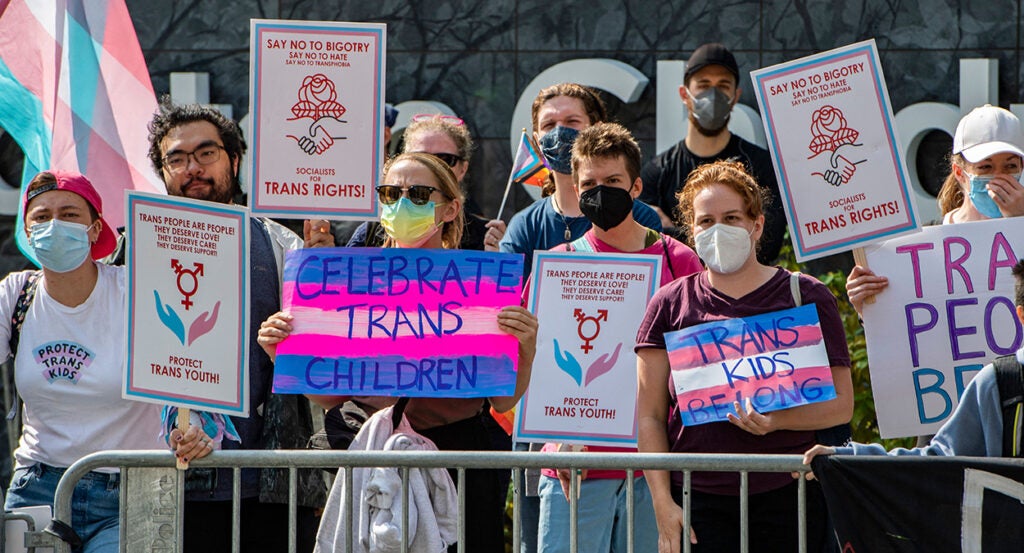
[27,450,811,553]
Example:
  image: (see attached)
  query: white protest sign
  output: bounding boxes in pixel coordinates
[515,251,661,446]
[249,19,386,220]
[125,191,250,415]
[862,218,1024,438]
[751,39,920,261]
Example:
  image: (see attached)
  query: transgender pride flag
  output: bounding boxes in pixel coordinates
[0,0,163,261]
[665,304,836,426]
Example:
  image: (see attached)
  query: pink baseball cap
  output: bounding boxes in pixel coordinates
[23,170,117,259]
[953,104,1024,163]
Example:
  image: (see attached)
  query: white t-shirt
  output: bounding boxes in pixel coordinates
[0,264,163,471]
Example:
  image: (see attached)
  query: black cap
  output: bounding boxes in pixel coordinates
[684,43,739,84]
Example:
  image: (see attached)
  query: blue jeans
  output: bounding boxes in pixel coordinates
[5,464,119,553]
[538,475,657,553]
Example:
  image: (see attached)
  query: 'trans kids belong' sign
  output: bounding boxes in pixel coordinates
[273,248,524,397]
[250,19,385,220]
[125,192,250,416]
[515,252,662,446]
[666,305,836,426]
[862,218,1024,439]
[751,40,919,261]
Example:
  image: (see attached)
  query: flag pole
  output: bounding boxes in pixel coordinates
[495,128,528,221]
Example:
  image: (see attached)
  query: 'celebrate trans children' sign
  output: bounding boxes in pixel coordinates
[272,247,525,397]
[666,305,836,426]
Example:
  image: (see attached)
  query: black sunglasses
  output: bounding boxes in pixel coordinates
[375,184,442,206]
[410,151,462,168]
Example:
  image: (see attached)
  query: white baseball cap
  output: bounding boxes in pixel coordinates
[953,104,1024,163]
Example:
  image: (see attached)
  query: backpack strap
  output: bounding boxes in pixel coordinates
[659,234,677,280]
[789,271,802,307]
[993,354,1024,457]
[9,270,42,358]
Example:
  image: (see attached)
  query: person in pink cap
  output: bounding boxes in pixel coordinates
[0,170,167,553]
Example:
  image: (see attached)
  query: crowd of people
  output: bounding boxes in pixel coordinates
[1,39,1023,553]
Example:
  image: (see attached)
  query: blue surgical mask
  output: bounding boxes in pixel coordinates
[28,219,94,273]
[539,126,579,174]
[967,174,1017,219]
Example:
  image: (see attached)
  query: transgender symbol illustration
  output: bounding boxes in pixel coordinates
[154,258,220,346]
[807,105,866,187]
[286,73,348,156]
[551,308,620,387]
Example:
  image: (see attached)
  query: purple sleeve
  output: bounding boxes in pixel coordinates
[800,276,851,367]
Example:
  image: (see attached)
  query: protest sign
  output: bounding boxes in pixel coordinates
[862,218,1024,438]
[751,39,919,261]
[273,248,524,397]
[249,19,386,220]
[666,305,835,426]
[125,192,250,415]
[515,252,661,446]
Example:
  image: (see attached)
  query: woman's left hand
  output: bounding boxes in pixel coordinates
[987,175,1024,217]
[169,425,214,463]
[727,398,776,435]
[303,219,335,248]
[497,305,538,356]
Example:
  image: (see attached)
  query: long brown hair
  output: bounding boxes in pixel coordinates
[380,152,465,249]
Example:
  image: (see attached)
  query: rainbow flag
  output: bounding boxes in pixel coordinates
[511,130,549,187]
[0,0,164,261]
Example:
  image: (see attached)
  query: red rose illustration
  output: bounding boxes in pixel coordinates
[290,73,346,120]
[808,105,859,155]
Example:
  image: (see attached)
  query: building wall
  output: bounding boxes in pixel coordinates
[2,1,1022,270]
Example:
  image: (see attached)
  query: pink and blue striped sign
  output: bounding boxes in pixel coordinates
[273,247,524,397]
[666,304,835,426]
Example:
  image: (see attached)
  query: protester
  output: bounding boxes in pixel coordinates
[257,152,539,553]
[534,123,703,552]
[635,161,853,552]
[347,113,505,251]
[847,104,1024,315]
[500,83,663,278]
[147,98,331,553]
[383,102,398,151]
[639,43,786,264]
[806,257,1024,464]
[0,171,165,553]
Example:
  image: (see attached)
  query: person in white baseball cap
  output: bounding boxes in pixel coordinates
[846,104,1024,320]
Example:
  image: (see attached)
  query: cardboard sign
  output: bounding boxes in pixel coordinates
[125,192,250,416]
[273,248,524,397]
[249,19,386,219]
[666,305,835,426]
[515,252,661,446]
[752,40,920,261]
[862,219,1024,438]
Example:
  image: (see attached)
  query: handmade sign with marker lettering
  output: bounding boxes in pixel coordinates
[666,304,836,426]
[515,251,661,446]
[861,218,1024,438]
[273,247,524,397]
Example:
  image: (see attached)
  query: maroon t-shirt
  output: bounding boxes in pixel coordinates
[636,267,851,495]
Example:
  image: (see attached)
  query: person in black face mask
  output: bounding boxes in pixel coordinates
[638,42,787,265]
[533,123,702,553]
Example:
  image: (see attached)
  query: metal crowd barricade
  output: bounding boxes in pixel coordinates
[28,450,811,553]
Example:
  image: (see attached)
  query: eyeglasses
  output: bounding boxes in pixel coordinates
[162,144,226,173]
[411,151,463,168]
[411,113,465,126]
[375,184,446,206]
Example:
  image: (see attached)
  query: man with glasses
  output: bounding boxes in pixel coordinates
[146,97,330,553]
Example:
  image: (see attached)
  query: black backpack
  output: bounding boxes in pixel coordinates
[993,354,1024,457]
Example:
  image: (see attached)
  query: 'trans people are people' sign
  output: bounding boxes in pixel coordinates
[666,305,835,426]
[273,248,525,397]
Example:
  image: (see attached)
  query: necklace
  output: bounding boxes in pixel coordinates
[551,195,572,242]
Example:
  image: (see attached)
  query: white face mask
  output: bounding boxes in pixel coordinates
[694,223,752,274]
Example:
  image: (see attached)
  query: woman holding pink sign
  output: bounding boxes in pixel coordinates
[635,161,853,553]
[258,152,538,553]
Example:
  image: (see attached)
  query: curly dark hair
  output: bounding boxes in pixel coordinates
[147,95,246,194]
